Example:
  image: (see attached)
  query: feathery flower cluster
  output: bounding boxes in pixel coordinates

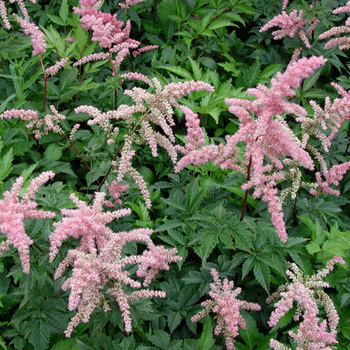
[191,269,261,350]
[132,45,159,57]
[0,108,38,121]
[260,8,319,61]
[49,191,181,336]
[75,77,214,207]
[45,57,69,76]
[260,2,319,61]
[319,2,350,50]
[267,256,345,350]
[0,0,11,30]
[118,0,143,9]
[73,0,157,76]
[105,180,129,206]
[0,172,55,273]
[0,0,36,28]
[176,56,326,242]
[74,0,137,49]
[14,14,46,55]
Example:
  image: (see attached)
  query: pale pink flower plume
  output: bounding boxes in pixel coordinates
[118,0,143,9]
[132,45,158,57]
[50,191,181,336]
[176,56,326,243]
[74,0,139,50]
[49,191,131,261]
[14,15,46,55]
[76,78,214,208]
[268,256,345,349]
[192,269,260,350]
[0,172,55,273]
[45,57,69,76]
[0,0,11,30]
[106,180,129,205]
[319,1,350,50]
[260,10,317,48]
[0,108,38,121]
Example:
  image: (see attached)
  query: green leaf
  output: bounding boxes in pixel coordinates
[186,179,205,213]
[154,220,184,232]
[188,57,203,81]
[306,241,321,255]
[242,255,254,279]
[0,94,16,113]
[207,19,237,30]
[146,330,170,349]
[198,316,215,350]
[220,184,258,207]
[75,23,88,52]
[51,338,80,350]
[194,230,219,263]
[303,67,322,92]
[253,260,270,293]
[168,311,182,333]
[44,143,63,162]
[59,0,69,23]
[27,318,51,350]
[159,65,193,80]
[47,14,65,26]
[0,148,13,183]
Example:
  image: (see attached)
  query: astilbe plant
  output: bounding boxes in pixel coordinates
[191,269,261,350]
[0,171,56,273]
[176,56,336,243]
[49,191,182,337]
[75,75,214,207]
[267,255,345,350]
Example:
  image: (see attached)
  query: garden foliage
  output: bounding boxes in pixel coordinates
[0,0,349,349]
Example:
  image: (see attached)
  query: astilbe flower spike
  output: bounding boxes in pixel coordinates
[75,77,214,208]
[14,14,46,55]
[319,1,350,50]
[267,256,345,350]
[50,191,182,336]
[176,56,326,243]
[192,269,261,350]
[0,172,55,273]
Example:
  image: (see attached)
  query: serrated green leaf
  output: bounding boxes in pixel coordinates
[186,179,205,213]
[270,308,295,332]
[51,338,80,350]
[0,93,16,113]
[159,65,193,80]
[44,143,63,162]
[242,255,254,279]
[47,14,65,26]
[306,241,321,255]
[154,221,183,232]
[207,19,237,30]
[59,0,68,22]
[168,311,182,333]
[195,231,219,263]
[188,57,203,81]
[0,148,13,182]
[303,68,322,92]
[198,316,215,350]
[146,329,170,349]
[253,260,270,293]
[27,318,51,350]
[75,23,88,52]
